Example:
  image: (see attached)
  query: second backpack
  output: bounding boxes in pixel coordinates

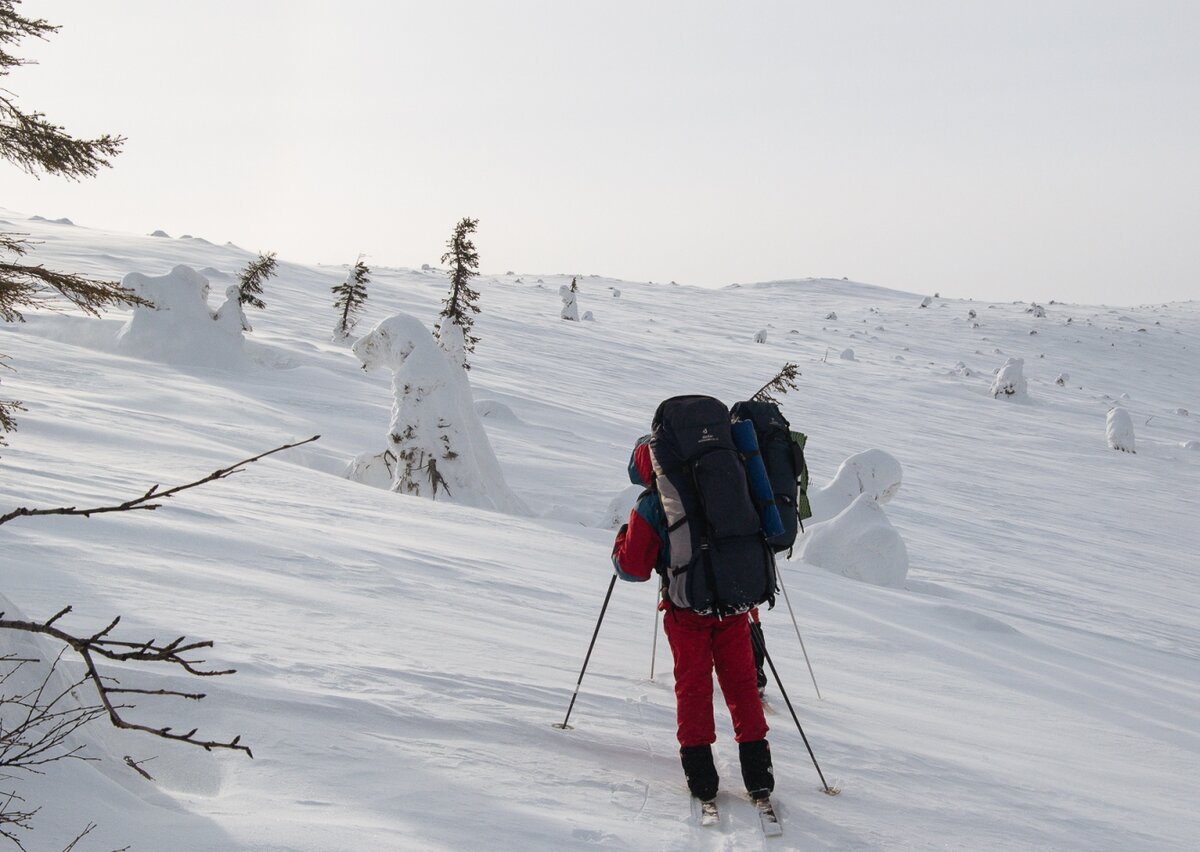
[730,399,812,554]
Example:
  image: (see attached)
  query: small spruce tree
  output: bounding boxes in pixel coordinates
[435,217,481,369]
[752,362,802,404]
[237,251,277,311]
[332,256,370,340]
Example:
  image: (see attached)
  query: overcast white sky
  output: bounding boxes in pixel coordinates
[5,0,1198,304]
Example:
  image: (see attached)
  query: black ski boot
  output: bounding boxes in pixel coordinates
[680,744,719,801]
[739,739,774,801]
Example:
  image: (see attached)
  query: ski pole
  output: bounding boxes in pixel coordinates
[776,567,822,700]
[554,574,617,731]
[649,600,660,681]
[749,624,839,796]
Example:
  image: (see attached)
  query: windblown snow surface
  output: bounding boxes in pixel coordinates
[2,211,1197,851]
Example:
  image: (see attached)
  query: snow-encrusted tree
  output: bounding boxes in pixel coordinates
[1106,406,1136,453]
[990,357,1028,399]
[215,283,251,333]
[332,257,370,340]
[560,284,579,321]
[0,0,147,445]
[347,313,526,513]
[237,251,277,311]
[435,217,481,369]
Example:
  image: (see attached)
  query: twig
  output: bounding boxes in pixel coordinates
[0,435,320,525]
[0,611,252,757]
[122,755,156,781]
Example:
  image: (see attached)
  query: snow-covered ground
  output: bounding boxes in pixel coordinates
[2,210,1197,851]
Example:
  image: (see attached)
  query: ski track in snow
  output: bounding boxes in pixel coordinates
[0,211,1197,850]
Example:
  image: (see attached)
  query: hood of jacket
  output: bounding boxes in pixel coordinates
[627,435,654,487]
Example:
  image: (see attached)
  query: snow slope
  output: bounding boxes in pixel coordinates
[2,211,1198,851]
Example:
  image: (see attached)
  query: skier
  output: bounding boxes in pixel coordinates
[612,435,775,805]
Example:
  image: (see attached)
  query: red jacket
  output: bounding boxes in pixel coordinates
[611,439,669,583]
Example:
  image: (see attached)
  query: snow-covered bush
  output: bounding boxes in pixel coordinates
[559,285,579,321]
[808,449,902,524]
[1056,373,1069,387]
[1106,407,1136,453]
[920,296,932,308]
[825,312,837,320]
[1182,440,1200,451]
[116,265,246,368]
[754,329,768,344]
[989,357,1027,399]
[348,313,526,514]
[214,284,250,333]
[1027,303,1046,318]
[840,348,855,361]
[799,494,909,588]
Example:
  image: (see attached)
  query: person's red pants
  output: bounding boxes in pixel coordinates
[663,606,768,747]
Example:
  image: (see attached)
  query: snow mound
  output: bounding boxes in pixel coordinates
[115,265,247,368]
[1182,440,1200,450]
[990,357,1028,399]
[348,313,527,514]
[840,348,856,361]
[799,493,909,587]
[474,399,520,423]
[1106,407,1136,453]
[809,449,903,523]
[602,484,643,529]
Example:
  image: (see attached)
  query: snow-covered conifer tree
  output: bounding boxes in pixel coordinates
[348,312,526,513]
[1106,406,1136,453]
[990,357,1028,399]
[332,257,370,340]
[214,284,251,333]
[560,284,579,321]
[237,251,277,311]
[435,217,481,369]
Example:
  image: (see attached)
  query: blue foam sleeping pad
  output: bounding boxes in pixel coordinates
[732,418,785,539]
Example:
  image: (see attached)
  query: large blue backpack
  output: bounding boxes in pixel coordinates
[730,399,811,555]
[649,395,777,616]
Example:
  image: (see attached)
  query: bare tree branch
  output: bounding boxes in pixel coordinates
[0,652,105,773]
[0,612,251,757]
[0,435,320,525]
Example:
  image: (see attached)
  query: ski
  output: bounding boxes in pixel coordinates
[699,798,720,826]
[755,796,783,837]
